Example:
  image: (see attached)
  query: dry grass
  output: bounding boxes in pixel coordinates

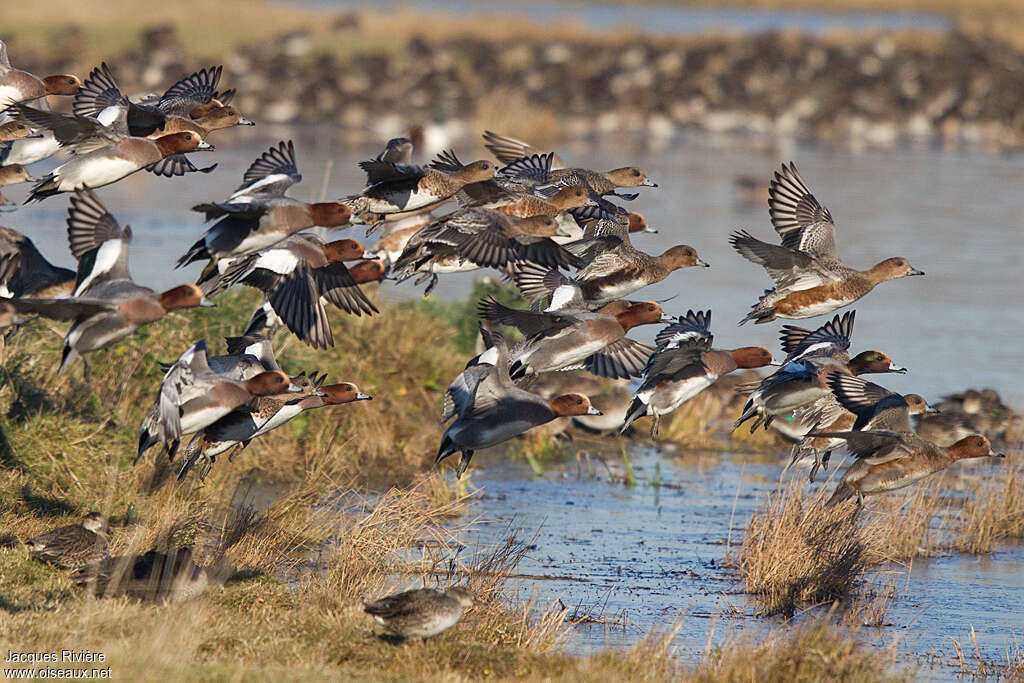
[955,454,1024,554]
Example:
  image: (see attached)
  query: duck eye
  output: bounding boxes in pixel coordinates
[576,399,583,405]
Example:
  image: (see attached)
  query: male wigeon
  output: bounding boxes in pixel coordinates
[515,239,707,308]
[818,432,1004,510]
[731,162,924,324]
[345,151,497,222]
[22,111,211,201]
[621,310,774,437]
[0,191,213,375]
[478,293,663,380]
[733,311,906,433]
[390,208,580,295]
[179,141,351,274]
[204,234,377,349]
[791,371,935,481]
[0,40,80,106]
[178,377,370,481]
[136,338,302,461]
[0,121,40,142]
[364,586,475,641]
[0,226,75,298]
[25,512,109,570]
[79,546,208,602]
[437,335,600,477]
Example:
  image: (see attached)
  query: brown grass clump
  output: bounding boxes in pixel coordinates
[732,478,866,616]
[955,455,1024,553]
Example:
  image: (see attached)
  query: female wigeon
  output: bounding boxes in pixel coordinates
[205,234,376,349]
[733,311,906,433]
[516,240,707,308]
[457,181,591,219]
[478,295,663,380]
[25,512,109,570]
[792,371,934,481]
[0,121,40,142]
[819,432,1004,510]
[0,164,35,190]
[345,152,497,221]
[622,310,774,437]
[178,378,370,481]
[26,129,211,201]
[180,141,351,272]
[80,546,208,602]
[731,162,924,324]
[390,208,579,294]
[136,338,302,462]
[438,336,600,477]
[572,205,657,240]
[0,226,75,298]
[0,191,213,375]
[145,106,255,177]
[0,40,80,106]
[364,586,475,640]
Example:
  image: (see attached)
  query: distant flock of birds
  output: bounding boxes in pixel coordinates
[2,41,1007,638]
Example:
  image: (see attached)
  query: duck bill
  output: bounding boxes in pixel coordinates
[355,392,373,401]
[196,141,215,151]
[888,364,907,374]
[286,383,304,393]
[642,225,659,233]
[238,117,256,126]
[642,180,658,187]
[586,406,603,415]
[697,258,710,268]
[926,406,941,413]
[907,267,925,276]
[991,451,1006,458]
[199,296,216,307]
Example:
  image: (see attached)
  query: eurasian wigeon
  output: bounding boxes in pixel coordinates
[0,40,80,106]
[456,180,592,219]
[179,377,370,481]
[136,338,302,461]
[0,164,35,190]
[515,239,707,308]
[478,293,663,380]
[0,191,213,375]
[25,512,109,570]
[364,586,475,641]
[363,213,435,266]
[437,335,600,477]
[733,311,906,433]
[0,226,75,298]
[0,121,40,142]
[345,151,497,222]
[204,234,377,349]
[79,546,208,602]
[571,205,657,240]
[818,432,1004,510]
[179,141,351,273]
[731,162,924,324]
[389,208,579,295]
[621,310,774,437]
[791,371,934,481]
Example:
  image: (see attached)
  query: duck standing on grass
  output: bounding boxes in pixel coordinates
[25,512,109,571]
[731,161,923,324]
[364,586,475,641]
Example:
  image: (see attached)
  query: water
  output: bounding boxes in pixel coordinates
[287,0,950,35]
[5,129,1023,405]
[453,447,1024,679]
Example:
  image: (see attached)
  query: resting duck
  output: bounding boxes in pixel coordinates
[364,586,475,640]
[731,162,923,324]
[25,512,109,570]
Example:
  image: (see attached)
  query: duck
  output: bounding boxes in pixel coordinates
[136,338,302,462]
[344,151,497,222]
[21,111,212,201]
[78,546,209,602]
[0,165,35,209]
[514,240,707,308]
[621,310,775,437]
[478,292,663,380]
[25,512,109,570]
[0,226,75,298]
[732,311,906,434]
[455,179,591,219]
[570,205,657,241]
[730,162,924,324]
[390,208,580,295]
[817,432,1004,509]
[203,235,376,349]
[364,586,475,640]
[0,121,40,142]
[437,333,601,477]
[178,377,371,481]
[482,132,656,199]
[363,212,436,266]
[792,371,935,481]
[0,191,213,375]
[179,141,352,275]
[0,40,81,106]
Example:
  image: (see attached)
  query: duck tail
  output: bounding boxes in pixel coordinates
[434,434,457,468]
[26,174,60,203]
[826,482,856,507]
[56,344,79,377]
[620,396,648,434]
[135,426,157,465]
[176,236,209,269]
[732,397,759,432]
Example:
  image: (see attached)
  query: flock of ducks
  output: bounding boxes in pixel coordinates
[1,42,1009,639]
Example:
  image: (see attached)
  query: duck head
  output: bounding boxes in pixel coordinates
[550,393,602,417]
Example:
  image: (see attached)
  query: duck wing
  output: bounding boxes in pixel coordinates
[66,190,133,294]
[583,338,655,380]
[231,140,302,199]
[146,154,217,178]
[768,162,840,265]
[654,309,713,350]
[729,229,838,290]
[482,131,566,168]
[779,311,855,361]
[315,262,378,316]
[828,371,913,433]
[158,65,223,117]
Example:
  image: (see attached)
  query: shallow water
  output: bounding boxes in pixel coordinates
[6,130,1023,405]
[453,447,1024,679]
[289,0,950,35]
